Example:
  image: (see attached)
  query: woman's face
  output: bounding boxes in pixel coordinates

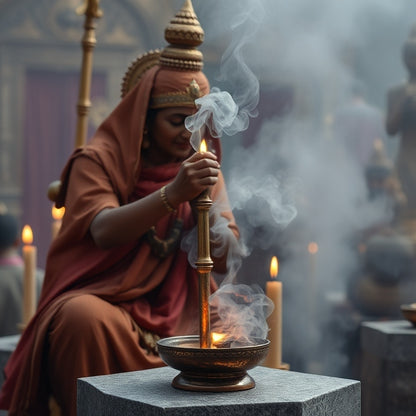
[145,106,197,165]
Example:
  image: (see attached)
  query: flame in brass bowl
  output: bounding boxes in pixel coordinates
[157,335,270,392]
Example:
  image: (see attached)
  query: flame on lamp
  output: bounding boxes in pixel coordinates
[270,256,278,279]
[52,205,65,221]
[211,332,226,344]
[308,242,319,254]
[199,139,207,153]
[22,225,33,245]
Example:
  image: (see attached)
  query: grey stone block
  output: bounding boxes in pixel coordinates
[361,320,416,416]
[0,335,19,388]
[361,320,416,361]
[78,366,360,415]
[0,335,19,416]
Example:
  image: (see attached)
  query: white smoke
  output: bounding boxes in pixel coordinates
[181,0,280,348]
[184,0,413,369]
[185,0,265,146]
[210,283,274,345]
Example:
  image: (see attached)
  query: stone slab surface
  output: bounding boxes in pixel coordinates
[78,366,360,416]
[0,335,19,387]
[361,320,416,416]
[0,335,20,416]
[361,320,416,361]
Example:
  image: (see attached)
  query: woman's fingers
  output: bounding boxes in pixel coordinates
[187,151,218,163]
[170,153,221,203]
[182,158,220,183]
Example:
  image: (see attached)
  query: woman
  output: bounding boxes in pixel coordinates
[0,2,239,415]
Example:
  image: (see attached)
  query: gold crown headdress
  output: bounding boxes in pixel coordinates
[121,0,205,103]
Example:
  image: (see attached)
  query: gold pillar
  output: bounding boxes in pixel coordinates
[74,0,103,148]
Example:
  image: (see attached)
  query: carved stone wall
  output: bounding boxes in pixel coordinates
[0,0,175,265]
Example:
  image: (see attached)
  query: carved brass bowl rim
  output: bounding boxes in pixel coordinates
[157,335,270,373]
[400,303,416,326]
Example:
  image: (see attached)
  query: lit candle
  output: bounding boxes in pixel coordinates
[22,225,37,327]
[51,205,65,240]
[308,241,318,277]
[263,255,282,368]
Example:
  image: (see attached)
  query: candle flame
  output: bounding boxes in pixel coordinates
[270,256,278,279]
[51,205,65,220]
[211,332,226,345]
[199,139,207,153]
[22,225,33,245]
[308,242,319,254]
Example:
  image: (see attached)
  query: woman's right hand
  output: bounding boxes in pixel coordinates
[90,152,220,249]
[167,151,221,207]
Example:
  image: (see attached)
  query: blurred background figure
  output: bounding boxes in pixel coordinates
[364,139,407,224]
[386,23,416,222]
[0,205,44,336]
[334,81,388,170]
[348,140,412,317]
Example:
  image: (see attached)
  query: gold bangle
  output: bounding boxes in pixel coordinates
[160,185,176,213]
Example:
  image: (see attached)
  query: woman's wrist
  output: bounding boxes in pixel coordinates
[160,185,177,213]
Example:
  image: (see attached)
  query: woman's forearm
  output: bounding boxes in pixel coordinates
[90,185,176,249]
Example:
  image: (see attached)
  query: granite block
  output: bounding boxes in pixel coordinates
[361,320,416,416]
[78,366,360,416]
[0,335,19,387]
[360,320,416,361]
[0,335,20,416]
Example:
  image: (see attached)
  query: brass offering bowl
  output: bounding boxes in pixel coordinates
[157,335,270,392]
[400,303,416,327]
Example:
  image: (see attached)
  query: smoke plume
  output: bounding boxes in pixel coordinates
[184,0,413,369]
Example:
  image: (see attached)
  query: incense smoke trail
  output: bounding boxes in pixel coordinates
[210,283,273,345]
[186,0,265,146]
[182,0,286,344]
[185,0,297,263]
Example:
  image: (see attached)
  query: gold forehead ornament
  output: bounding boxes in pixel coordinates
[149,79,202,109]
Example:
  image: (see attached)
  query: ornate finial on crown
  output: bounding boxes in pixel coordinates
[160,0,204,71]
[120,0,205,97]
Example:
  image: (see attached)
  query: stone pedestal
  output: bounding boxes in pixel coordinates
[361,320,416,416]
[78,366,360,415]
[0,335,19,387]
[0,335,20,416]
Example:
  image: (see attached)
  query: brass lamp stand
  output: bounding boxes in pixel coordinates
[195,189,213,349]
[157,184,270,392]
